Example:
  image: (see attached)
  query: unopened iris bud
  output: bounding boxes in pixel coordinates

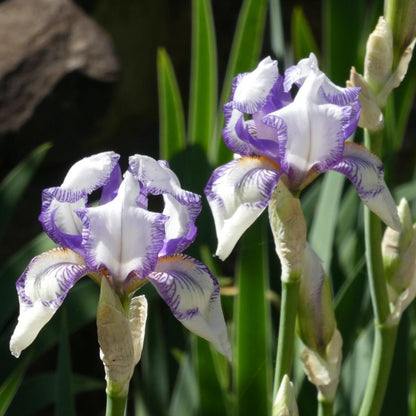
[268,181,307,282]
[272,375,299,416]
[382,198,416,322]
[297,246,336,355]
[364,17,393,91]
[97,277,147,397]
[297,245,342,401]
[301,329,343,402]
[385,0,416,65]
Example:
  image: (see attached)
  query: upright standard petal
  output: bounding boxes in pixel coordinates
[148,254,232,360]
[330,142,400,230]
[39,152,120,251]
[10,248,88,358]
[205,156,281,260]
[81,171,167,289]
[232,56,279,114]
[129,155,201,255]
[264,72,360,189]
[61,151,120,193]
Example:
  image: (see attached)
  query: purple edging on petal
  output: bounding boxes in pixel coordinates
[39,188,87,246]
[100,164,122,205]
[262,114,289,174]
[16,248,89,309]
[204,158,281,211]
[148,254,220,321]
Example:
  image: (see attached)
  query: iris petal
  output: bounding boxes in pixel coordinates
[330,142,400,230]
[10,248,88,358]
[148,254,232,360]
[233,56,279,114]
[205,156,281,260]
[129,155,201,255]
[81,171,167,286]
[39,152,120,251]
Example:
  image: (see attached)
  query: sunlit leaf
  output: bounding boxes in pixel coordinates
[157,48,186,160]
[0,142,52,239]
[291,6,320,62]
[188,0,217,156]
[234,216,272,416]
[213,0,268,165]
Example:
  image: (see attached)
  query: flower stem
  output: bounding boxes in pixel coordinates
[318,396,334,416]
[273,274,300,397]
[105,393,127,416]
[358,324,398,416]
[359,128,398,416]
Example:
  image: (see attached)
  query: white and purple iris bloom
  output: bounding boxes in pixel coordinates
[205,53,400,260]
[10,152,231,360]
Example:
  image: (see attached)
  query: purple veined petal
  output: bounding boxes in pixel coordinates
[330,142,401,230]
[223,103,281,163]
[148,254,232,360]
[129,155,202,254]
[284,52,319,91]
[204,156,281,260]
[264,86,354,188]
[81,171,167,287]
[233,56,279,114]
[222,103,255,156]
[100,163,123,205]
[39,189,86,250]
[39,152,121,249]
[61,151,120,193]
[10,248,89,358]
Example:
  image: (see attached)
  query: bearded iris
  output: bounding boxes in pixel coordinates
[205,54,400,260]
[10,152,231,361]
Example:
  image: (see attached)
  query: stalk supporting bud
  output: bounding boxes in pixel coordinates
[97,277,148,397]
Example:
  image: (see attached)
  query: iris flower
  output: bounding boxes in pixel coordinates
[205,54,400,260]
[10,152,231,360]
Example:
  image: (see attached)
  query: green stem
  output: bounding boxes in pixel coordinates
[273,275,300,397]
[318,396,334,416]
[358,324,398,416]
[105,393,128,416]
[359,128,398,416]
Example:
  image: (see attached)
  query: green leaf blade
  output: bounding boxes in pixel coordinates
[188,0,217,156]
[0,142,52,239]
[157,48,187,160]
[213,0,268,165]
[234,216,272,416]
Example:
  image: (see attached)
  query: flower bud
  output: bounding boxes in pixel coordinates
[347,67,384,131]
[97,277,148,397]
[385,0,416,65]
[272,375,299,416]
[364,17,393,91]
[300,329,343,402]
[297,245,336,356]
[382,198,416,322]
[268,181,307,282]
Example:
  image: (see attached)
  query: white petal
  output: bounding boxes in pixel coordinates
[233,56,279,114]
[10,248,88,357]
[149,255,232,360]
[61,151,120,193]
[205,156,281,260]
[331,142,400,230]
[129,155,201,254]
[82,171,167,284]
